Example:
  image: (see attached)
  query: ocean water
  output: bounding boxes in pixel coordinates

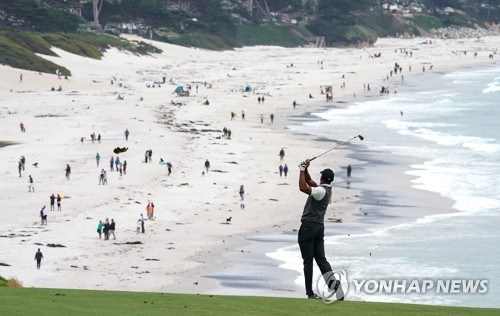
[270,65,500,308]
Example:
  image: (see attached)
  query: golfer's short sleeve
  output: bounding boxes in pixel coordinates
[311,186,326,201]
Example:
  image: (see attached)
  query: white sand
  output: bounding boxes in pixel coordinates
[0,35,498,293]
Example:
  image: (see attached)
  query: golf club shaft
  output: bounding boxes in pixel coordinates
[310,136,361,161]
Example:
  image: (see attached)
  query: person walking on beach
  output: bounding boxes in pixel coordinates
[110,156,114,171]
[50,194,55,211]
[239,185,245,201]
[204,159,210,174]
[57,194,62,211]
[29,175,34,192]
[270,113,274,124]
[347,164,352,179]
[34,248,43,269]
[42,206,48,224]
[284,164,289,178]
[279,164,283,177]
[297,159,338,299]
[293,100,297,109]
[40,206,47,225]
[124,129,130,141]
[99,169,105,185]
[97,220,103,239]
[65,164,71,179]
[279,148,285,161]
[96,153,100,167]
[103,170,108,185]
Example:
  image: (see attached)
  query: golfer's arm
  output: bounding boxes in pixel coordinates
[304,168,318,187]
[299,171,312,195]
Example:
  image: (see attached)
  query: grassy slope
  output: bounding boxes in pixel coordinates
[0,31,161,75]
[0,288,498,316]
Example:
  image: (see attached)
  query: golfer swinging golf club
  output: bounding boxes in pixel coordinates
[298,158,339,299]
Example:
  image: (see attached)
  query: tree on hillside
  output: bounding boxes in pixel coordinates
[93,0,105,25]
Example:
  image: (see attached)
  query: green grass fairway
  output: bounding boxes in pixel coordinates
[0,288,498,316]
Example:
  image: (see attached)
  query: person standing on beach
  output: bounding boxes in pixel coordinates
[204,159,210,174]
[109,219,116,240]
[279,148,285,161]
[146,202,153,220]
[124,129,130,141]
[110,156,114,171]
[260,114,264,124]
[284,164,289,178]
[140,213,146,233]
[57,194,62,211]
[279,164,283,177]
[297,159,338,299]
[123,160,127,175]
[18,161,23,177]
[347,164,352,179]
[115,156,120,172]
[65,164,71,179]
[96,153,100,167]
[103,218,110,240]
[29,175,34,192]
[242,110,245,121]
[293,100,297,109]
[97,220,103,239]
[34,248,43,269]
[20,73,23,83]
[270,113,274,124]
[239,185,245,201]
[49,194,55,211]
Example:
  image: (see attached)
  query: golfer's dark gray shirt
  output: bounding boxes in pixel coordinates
[301,184,332,223]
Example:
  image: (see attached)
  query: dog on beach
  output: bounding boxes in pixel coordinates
[113,147,128,154]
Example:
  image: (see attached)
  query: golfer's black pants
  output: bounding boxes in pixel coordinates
[298,222,332,296]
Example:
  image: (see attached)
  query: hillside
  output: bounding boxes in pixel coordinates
[0,0,499,72]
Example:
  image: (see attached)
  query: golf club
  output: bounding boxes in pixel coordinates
[309,135,364,161]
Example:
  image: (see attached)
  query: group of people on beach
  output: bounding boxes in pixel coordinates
[97,218,116,240]
[109,156,127,175]
[144,150,153,163]
[278,148,289,177]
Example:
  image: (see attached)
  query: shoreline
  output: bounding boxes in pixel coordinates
[0,36,498,297]
[203,61,496,298]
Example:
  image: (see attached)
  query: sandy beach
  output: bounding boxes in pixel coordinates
[0,35,499,296]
